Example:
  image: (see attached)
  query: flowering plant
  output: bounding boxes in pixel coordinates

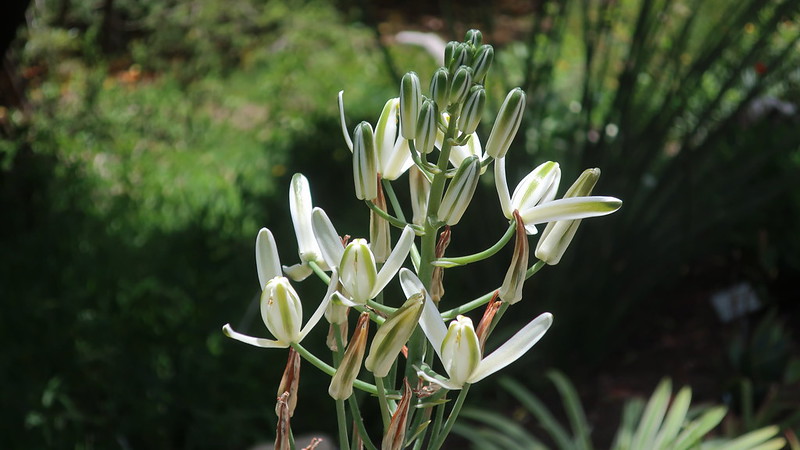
[223,29,621,450]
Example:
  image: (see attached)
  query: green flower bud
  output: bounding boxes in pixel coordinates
[438,156,481,225]
[353,121,378,200]
[329,312,370,400]
[443,41,458,66]
[457,86,486,135]
[486,88,526,159]
[400,72,421,139]
[448,43,473,74]
[441,315,482,387]
[339,238,377,305]
[429,67,450,109]
[415,98,439,154]
[409,166,430,226]
[464,29,482,48]
[535,168,601,265]
[262,277,304,345]
[471,44,494,83]
[365,293,425,377]
[449,65,473,106]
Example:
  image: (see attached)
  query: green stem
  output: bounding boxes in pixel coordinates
[428,394,449,447]
[366,299,396,316]
[291,343,399,397]
[434,221,515,266]
[375,377,391,429]
[408,139,441,178]
[348,395,379,450]
[308,260,331,284]
[381,179,422,270]
[525,259,546,279]
[336,399,350,450]
[429,384,471,450]
[366,200,420,232]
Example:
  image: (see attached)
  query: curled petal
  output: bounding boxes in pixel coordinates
[519,196,622,226]
[338,91,354,152]
[222,324,288,349]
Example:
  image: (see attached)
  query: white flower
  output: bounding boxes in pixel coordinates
[311,207,415,305]
[398,268,553,390]
[283,174,329,281]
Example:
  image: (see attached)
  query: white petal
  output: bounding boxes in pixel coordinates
[256,228,282,289]
[470,312,553,383]
[299,269,338,340]
[382,137,413,180]
[289,173,321,262]
[222,324,288,349]
[282,263,313,281]
[519,196,622,225]
[494,157,512,219]
[371,226,415,298]
[417,368,463,390]
[338,91,353,152]
[399,268,447,359]
[311,207,345,269]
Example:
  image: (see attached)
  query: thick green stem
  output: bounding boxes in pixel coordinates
[336,399,350,450]
[375,377,392,429]
[308,260,331,284]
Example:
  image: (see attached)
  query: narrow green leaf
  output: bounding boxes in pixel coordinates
[499,377,574,449]
[722,425,783,450]
[611,398,645,450]
[460,407,546,449]
[547,370,593,450]
[672,406,727,450]
[631,379,672,450]
[652,386,692,449]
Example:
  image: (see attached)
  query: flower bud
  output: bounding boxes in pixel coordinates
[382,379,413,450]
[499,211,529,304]
[261,277,304,344]
[339,238,377,305]
[365,293,424,377]
[400,72,421,139]
[441,315,482,387]
[409,166,430,226]
[465,29,483,48]
[429,67,449,109]
[275,348,301,417]
[486,88,526,159]
[471,44,494,83]
[415,98,439,154]
[438,156,481,225]
[443,41,458,66]
[329,312,370,400]
[448,43,472,73]
[449,66,473,106]
[457,86,486,135]
[535,168,601,265]
[353,121,378,200]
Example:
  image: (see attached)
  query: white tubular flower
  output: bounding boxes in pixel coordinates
[338,92,412,181]
[494,157,561,234]
[283,174,328,281]
[222,270,339,349]
[311,207,415,305]
[398,269,553,390]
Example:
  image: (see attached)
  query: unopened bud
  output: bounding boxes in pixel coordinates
[449,66,473,106]
[486,88,526,159]
[448,43,472,73]
[275,348,301,417]
[465,29,483,48]
[382,379,413,450]
[457,86,486,135]
[430,67,449,109]
[535,168,601,265]
[472,44,494,83]
[443,41,458,66]
[262,277,303,344]
[499,211,529,304]
[329,312,370,400]
[353,121,378,200]
[415,99,439,154]
[365,293,424,377]
[409,166,430,226]
[400,72,421,139]
[441,315,482,387]
[438,156,481,225]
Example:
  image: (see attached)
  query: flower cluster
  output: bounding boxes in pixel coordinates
[222,29,621,450]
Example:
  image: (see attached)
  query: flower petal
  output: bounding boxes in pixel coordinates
[222,324,288,349]
[256,228,282,289]
[311,207,345,269]
[519,196,622,225]
[338,91,354,152]
[371,226,415,298]
[417,367,463,390]
[399,268,447,359]
[289,173,321,263]
[494,157,512,219]
[469,312,553,383]
[299,269,338,340]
